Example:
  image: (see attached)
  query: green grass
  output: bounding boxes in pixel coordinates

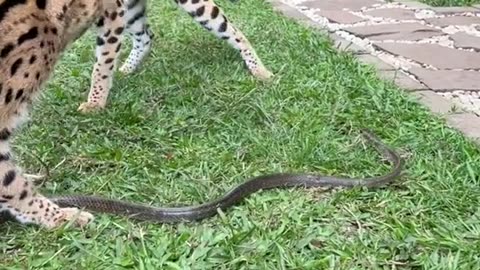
[2,0,480,269]
[421,0,480,6]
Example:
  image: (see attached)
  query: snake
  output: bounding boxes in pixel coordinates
[0,129,404,224]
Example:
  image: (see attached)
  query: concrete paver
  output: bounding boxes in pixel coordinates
[374,43,480,69]
[426,16,480,27]
[357,54,396,70]
[315,10,366,24]
[378,70,428,91]
[342,23,442,41]
[363,8,418,20]
[410,68,480,91]
[450,32,480,50]
[302,0,382,11]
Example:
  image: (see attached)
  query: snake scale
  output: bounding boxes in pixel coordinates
[0,129,404,224]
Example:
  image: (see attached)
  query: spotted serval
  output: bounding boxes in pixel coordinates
[0,0,271,228]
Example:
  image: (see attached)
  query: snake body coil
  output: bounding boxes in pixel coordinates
[46,129,404,223]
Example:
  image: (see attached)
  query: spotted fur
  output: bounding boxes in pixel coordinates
[78,0,272,112]
[0,0,270,229]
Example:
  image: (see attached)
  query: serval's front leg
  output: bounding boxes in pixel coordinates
[0,112,93,228]
[177,0,273,80]
[78,5,126,113]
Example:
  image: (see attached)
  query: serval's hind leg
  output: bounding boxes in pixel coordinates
[176,0,273,80]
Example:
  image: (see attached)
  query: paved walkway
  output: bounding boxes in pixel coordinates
[270,0,480,141]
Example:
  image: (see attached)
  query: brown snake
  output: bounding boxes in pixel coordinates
[0,129,404,224]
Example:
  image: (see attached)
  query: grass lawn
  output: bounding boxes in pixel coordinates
[421,0,480,6]
[2,0,480,269]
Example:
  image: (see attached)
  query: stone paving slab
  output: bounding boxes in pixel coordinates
[271,0,480,142]
[374,43,480,69]
[328,33,368,54]
[269,0,317,27]
[446,113,480,141]
[357,54,396,70]
[410,68,480,91]
[302,0,382,11]
[426,16,480,27]
[411,91,460,114]
[343,23,442,41]
[450,32,480,50]
[363,8,418,20]
[379,70,428,91]
[315,10,366,24]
